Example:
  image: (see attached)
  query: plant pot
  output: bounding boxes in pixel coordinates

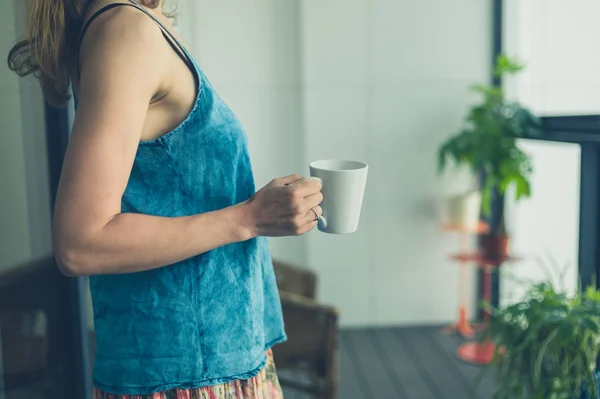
[482,234,510,260]
[443,190,481,229]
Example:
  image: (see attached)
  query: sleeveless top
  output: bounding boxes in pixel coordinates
[78,1,286,395]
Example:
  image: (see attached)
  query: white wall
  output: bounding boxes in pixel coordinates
[503,0,600,116]
[501,1,587,303]
[301,0,492,326]
[0,0,52,273]
[178,0,492,326]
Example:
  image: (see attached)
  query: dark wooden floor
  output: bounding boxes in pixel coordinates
[3,327,495,399]
[282,326,497,399]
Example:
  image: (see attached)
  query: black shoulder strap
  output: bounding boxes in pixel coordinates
[125,0,195,72]
[76,1,195,79]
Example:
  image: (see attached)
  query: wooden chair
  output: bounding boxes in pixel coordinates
[0,256,70,398]
[272,260,339,399]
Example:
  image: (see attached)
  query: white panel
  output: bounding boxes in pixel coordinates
[370,0,491,84]
[504,0,600,115]
[502,1,584,303]
[367,0,491,325]
[18,81,52,259]
[502,141,580,304]
[370,83,482,325]
[0,1,32,271]
[301,0,368,86]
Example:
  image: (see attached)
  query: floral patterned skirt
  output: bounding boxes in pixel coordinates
[92,349,283,399]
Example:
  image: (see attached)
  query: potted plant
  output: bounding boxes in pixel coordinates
[476,281,600,399]
[443,189,482,230]
[437,54,541,255]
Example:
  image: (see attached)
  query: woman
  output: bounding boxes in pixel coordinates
[8,0,323,398]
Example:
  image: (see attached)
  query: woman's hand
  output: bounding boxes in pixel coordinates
[244,174,323,237]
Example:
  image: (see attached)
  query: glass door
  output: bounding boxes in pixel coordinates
[499,0,600,306]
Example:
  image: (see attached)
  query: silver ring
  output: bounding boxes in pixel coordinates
[310,208,319,222]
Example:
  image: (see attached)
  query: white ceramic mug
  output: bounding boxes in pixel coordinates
[309,160,368,234]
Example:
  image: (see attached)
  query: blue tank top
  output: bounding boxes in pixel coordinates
[79,2,286,395]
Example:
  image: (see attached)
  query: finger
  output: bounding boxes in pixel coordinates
[303,191,323,209]
[292,178,322,197]
[303,205,322,225]
[280,174,304,186]
[305,177,322,187]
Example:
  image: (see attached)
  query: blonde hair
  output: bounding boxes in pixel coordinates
[7,0,162,107]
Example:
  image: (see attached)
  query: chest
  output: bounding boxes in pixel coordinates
[124,78,256,216]
[142,51,198,142]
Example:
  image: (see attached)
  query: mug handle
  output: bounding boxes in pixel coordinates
[318,215,328,229]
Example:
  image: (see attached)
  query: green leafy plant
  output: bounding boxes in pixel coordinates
[437,54,542,224]
[477,279,600,399]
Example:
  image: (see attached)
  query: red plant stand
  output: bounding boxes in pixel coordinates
[456,340,496,365]
[441,222,488,339]
[450,253,521,365]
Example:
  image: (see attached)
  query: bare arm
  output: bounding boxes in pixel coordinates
[53,10,322,277]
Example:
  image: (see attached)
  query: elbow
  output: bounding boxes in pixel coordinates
[53,241,93,277]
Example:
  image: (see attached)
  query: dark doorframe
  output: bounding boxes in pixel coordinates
[0,329,5,399]
[45,103,92,399]
[477,0,504,316]
[577,142,600,289]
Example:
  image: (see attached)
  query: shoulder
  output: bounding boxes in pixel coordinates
[79,4,165,67]
[76,4,169,99]
[89,5,161,42]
